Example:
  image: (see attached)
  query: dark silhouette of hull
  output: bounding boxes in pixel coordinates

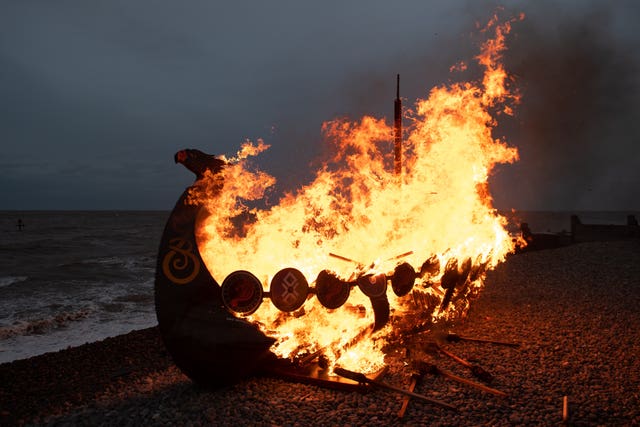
[154,149,275,387]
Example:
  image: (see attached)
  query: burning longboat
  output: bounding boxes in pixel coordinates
[155,15,523,388]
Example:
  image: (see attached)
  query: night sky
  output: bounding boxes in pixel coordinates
[2,0,639,211]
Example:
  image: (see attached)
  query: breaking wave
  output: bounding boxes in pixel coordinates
[0,309,91,340]
[0,276,28,288]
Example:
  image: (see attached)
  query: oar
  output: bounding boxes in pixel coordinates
[426,342,494,383]
[446,332,520,347]
[416,361,507,398]
[333,367,456,411]
[397,371,422,418]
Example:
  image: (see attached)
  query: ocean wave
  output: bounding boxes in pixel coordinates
[63,255,153,272]
[0,276,28,288]
[0,309,91,340]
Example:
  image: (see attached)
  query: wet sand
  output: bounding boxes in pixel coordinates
[1,240,639,426]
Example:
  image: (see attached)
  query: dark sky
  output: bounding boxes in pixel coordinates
[2,0,639,211]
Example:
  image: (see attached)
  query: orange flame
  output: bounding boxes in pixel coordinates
[195,13,523,372]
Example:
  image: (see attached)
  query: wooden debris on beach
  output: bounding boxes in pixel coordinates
[334,367,456,411]
[397,371,422,418]
[415,361,507,398]
[425,341,494,383]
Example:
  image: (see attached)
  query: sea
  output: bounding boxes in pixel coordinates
[0,211,167,364]
[0,210,637,364]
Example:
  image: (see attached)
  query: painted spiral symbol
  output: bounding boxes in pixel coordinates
[162,237,201,285]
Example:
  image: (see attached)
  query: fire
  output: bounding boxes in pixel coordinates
[195,13,523,372]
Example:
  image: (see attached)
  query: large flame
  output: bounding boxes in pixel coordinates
[195,14,523,372]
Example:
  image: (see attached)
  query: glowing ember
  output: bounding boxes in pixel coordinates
[195,13,523,372]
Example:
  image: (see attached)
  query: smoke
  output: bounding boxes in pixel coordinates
[491,1,640,210]
[305,1,640,211]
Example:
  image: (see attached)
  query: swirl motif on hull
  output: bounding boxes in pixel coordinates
[161,237,201,285]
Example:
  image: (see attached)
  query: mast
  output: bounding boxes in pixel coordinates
[394,74,402,176]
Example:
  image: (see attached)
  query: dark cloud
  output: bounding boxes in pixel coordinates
[1,0,638,210]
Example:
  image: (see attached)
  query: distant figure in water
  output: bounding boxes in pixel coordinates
[16,219,24,231]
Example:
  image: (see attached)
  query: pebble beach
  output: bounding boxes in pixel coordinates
[2,240,639,426]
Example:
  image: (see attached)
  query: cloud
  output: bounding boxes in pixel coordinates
[1,0,638,210]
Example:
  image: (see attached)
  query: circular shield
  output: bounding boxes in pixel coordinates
[357,273,388,298]
[315,270,351,309]
[391,262,416,296]
[221,270,264,315]
[270,268,309,312]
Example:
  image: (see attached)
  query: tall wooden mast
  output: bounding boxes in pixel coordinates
[394,74,402,176]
